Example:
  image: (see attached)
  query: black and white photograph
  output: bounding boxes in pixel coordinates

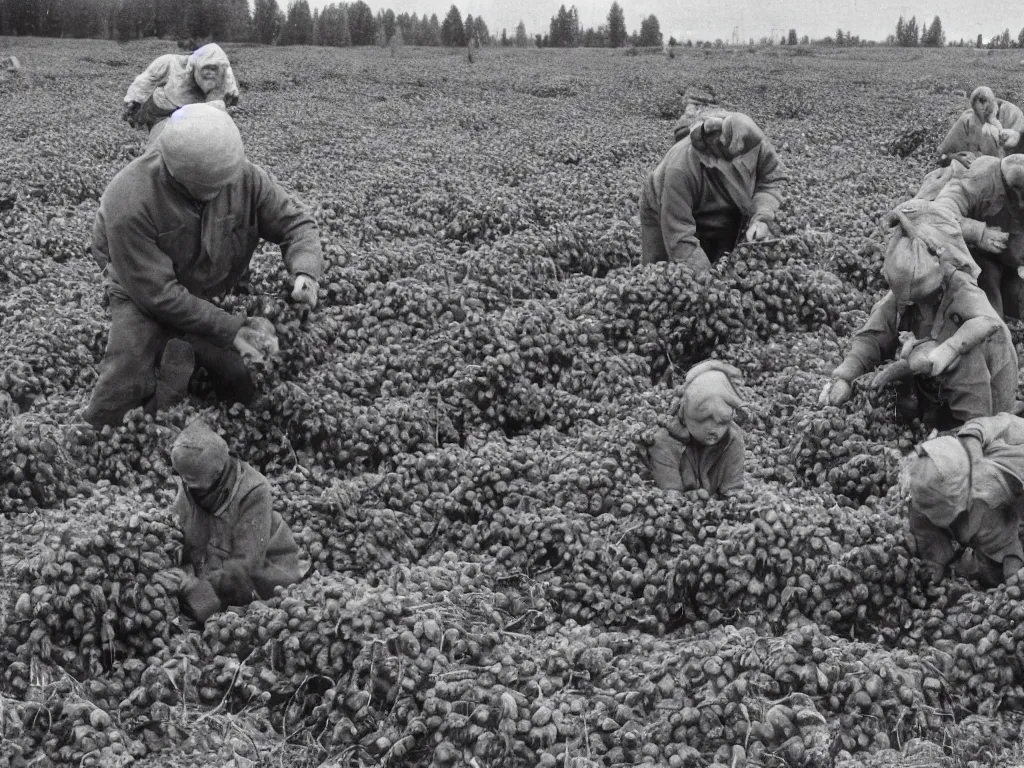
[4,0,1024,766]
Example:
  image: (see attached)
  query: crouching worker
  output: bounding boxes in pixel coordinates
[648,360,745,498]
[171,420,306,623]
[901,414,1024,587]
[937,86,1024,168]
[820,201,1017,428]
[639,111,787,272]
[82,103,322,428]
[123,43,240,135]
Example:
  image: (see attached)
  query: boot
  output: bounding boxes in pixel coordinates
[156,339,195,411]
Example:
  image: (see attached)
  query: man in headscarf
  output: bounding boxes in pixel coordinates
[937,86,1024,167]
[648,360,746,498]
[82,103,322,428]
[934,154,1024,319]
[123,44,240,133]
[820,200,1017,427]
[902,413,1024,586]
[167,420,306,623]
[639,111,787,273]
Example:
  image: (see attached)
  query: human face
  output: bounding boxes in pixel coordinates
[194,63,224,93]
[684,408,733,447]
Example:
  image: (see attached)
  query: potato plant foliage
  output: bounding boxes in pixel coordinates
[4,39,1024,768]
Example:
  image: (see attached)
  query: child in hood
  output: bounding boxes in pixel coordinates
[902,413,1024,586]
[821,200,1017,428]
[123,44,240,132]
[648,360,746,498]
[169,420,307,623]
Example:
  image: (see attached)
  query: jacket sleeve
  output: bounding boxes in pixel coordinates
[254,167,325,281]
[649,427,686,492]
[659,164,712,272]
[124,55,176,104]
[716,428,745,497]
[833,291,899,381]
[938,114,970,157]
[201,480,274,607]
[103,193,246,345]
[750,142,786,224]
[999,102,1024,133]
[934,166,994,245]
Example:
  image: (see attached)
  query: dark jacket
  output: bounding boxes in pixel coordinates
[642,134,785,271]
[174,459,304,620]
[648,420,745,497]
[92,149,323,346]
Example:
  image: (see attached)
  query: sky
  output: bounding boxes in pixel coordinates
[307,0,1022,45]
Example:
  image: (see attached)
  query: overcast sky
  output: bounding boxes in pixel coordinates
[308,0,1019,45]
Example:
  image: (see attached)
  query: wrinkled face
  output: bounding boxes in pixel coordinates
[194,63,224,92]
[972,92,996,123]
[683,406,734,447]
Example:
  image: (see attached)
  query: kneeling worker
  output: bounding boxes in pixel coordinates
[171,420,307,623]
[902,413,1024,587]
[83,103,322,428]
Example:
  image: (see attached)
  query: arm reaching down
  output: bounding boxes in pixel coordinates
[124,54,178,105]
[253,166,324,283]
[105,208,245,345]
[749,142,786,226]
[658,166,712,272]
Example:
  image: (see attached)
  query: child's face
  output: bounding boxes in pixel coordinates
[684,407,733,446]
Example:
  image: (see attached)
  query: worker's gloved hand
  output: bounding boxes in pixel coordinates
[291,274,319,309]
[122,101,141,125]
[982,122,1001,142]
[922,342,958,377]
[179,577,221,624]
[1000,128,1021,149]
[979,226,1009,254]
[818,378,852,407]
[153,567,188,594]
[745,220,771,243]
[233,317,279,364]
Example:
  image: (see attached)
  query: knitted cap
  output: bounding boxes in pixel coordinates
[158,103,244,192]
[171,420,230,490]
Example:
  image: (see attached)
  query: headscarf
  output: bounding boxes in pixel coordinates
[900,436,971,527]
[680,360,744,423]
[157,103,244,190]
[171,420,231,491]
[689,111,766,160]
[882,199,980,305]
[970,87,999,124]
[185,44,234,95]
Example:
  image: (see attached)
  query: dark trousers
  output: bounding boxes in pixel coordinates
[973,249,1024,321]
[83,293,254,427]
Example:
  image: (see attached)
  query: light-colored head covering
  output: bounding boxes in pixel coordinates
[158,103,244,190]
[970,86,997,120]
[900,436,971,526]
[689,111,765,160]
[680,360,744,422]
[171,419,230,489]
[882,199,980,304]
[186,44,232,93]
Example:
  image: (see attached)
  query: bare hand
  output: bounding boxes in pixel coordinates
[1000,128,1021,148]
[291,275,319,309]
[122,101,141,124]
[745,220,770,242]
[980,226,1009,254]
[224,92,240,108]
[924,343,959,376]
[819,378,852,407]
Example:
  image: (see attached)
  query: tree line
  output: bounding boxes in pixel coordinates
[0,0,662,50]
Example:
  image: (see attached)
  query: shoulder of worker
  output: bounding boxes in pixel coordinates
[997,99,1024,123]
[235,460,272,497]
[99,149,165,211]
[960,412,1024,446]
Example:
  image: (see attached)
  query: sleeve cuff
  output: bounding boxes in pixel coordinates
[215,313,248,347]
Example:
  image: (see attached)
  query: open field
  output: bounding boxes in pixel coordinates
[5,37,1024,767]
